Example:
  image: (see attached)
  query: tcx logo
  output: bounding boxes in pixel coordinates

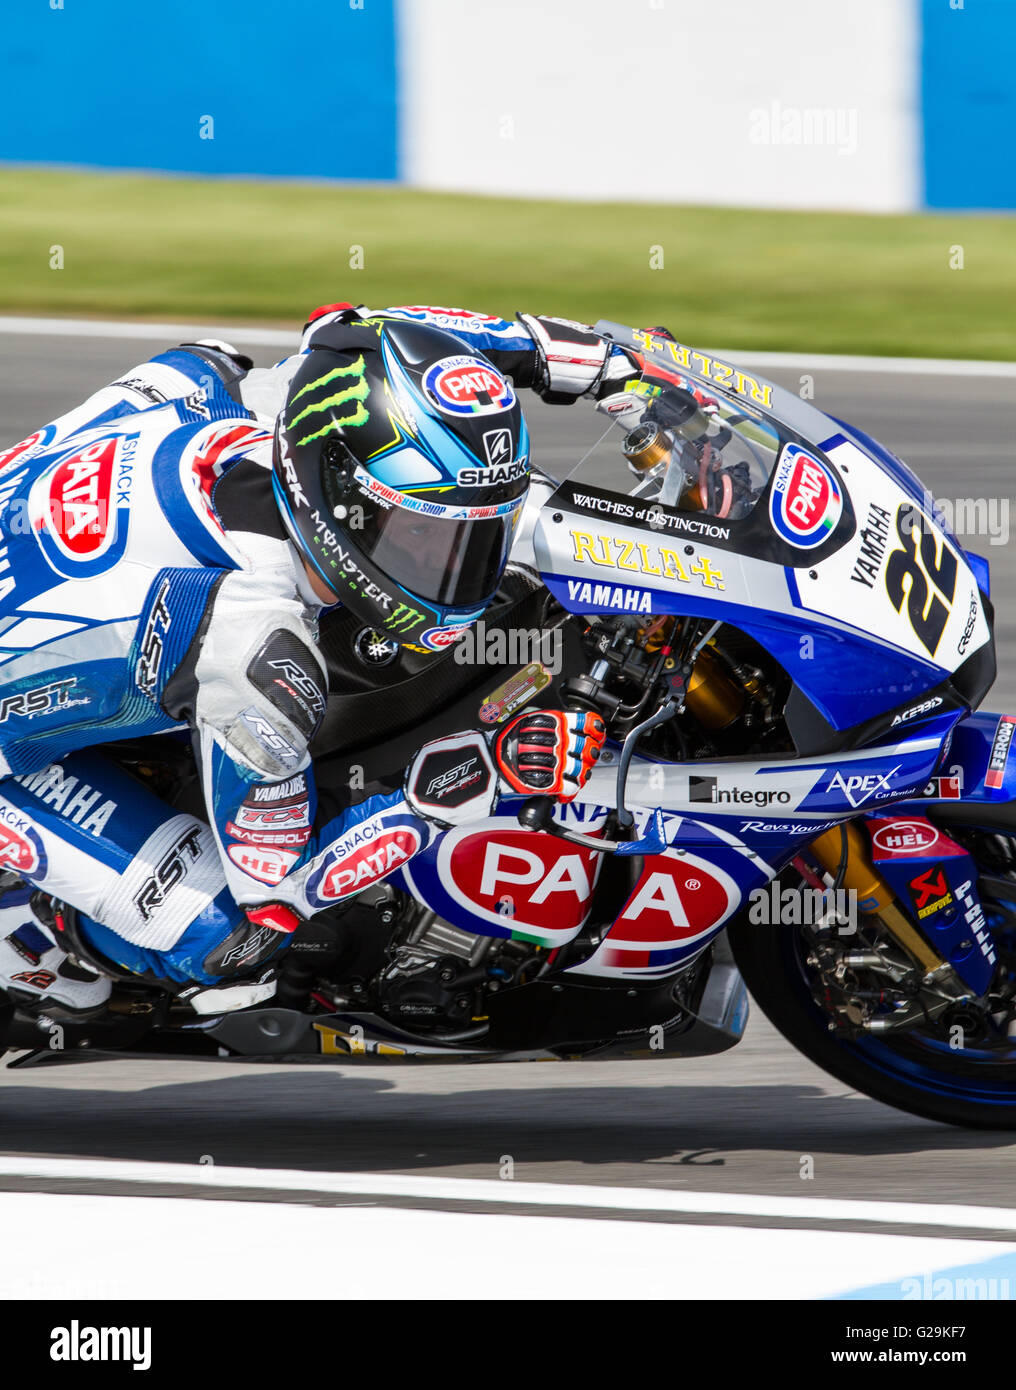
[825,765,901,809]
[134,827,203,921]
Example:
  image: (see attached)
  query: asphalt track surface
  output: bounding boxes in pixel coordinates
[1,326,1016,1224]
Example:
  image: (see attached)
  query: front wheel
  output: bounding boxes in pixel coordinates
[727,828,1016,1129]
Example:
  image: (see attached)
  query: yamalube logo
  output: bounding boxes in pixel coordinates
[769,442,842,548]
[423,356,516,417]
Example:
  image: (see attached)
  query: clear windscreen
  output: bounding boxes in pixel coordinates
[593,365,782,521]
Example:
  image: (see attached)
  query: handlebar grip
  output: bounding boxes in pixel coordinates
[517,796,556,830]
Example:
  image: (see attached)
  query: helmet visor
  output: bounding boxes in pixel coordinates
[328,471,520,608]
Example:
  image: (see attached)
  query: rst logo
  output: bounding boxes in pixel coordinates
[423,356,516,417]
[30,433,137,577]
[769,443,842,549]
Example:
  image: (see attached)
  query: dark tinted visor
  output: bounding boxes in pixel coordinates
[334,484,517,607]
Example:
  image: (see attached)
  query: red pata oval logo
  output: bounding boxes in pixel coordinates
[44,436,119,557]
[0,429,48,475]
[606,854,736,946]
[423,355,516,417]
[769,443,842,549]
[445,830,598,934]
[320,827,422,900]
[871,820,940,856]
[0,821,41,874]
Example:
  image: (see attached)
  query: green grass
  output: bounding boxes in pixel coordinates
[1,168,1015,359]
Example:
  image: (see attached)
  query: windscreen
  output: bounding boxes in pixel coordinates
[594,363,782,521]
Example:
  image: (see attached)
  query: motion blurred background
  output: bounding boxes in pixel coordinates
[0,0,1014,357]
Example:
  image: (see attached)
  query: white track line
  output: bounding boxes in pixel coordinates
[2,1155,1016,1232]
[0,314,1014,376]
[0,315,299,348]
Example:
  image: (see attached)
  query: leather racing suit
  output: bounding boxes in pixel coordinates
[0,305,628,999]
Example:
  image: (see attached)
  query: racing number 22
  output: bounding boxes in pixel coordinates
[885,506,957,657]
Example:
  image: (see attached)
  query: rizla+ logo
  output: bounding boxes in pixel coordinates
[289,355,370,446]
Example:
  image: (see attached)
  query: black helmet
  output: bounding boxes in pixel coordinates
[273,314,530,659]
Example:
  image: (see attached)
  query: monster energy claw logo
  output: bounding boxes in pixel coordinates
[289,355,370,446]
[385,603,425,632]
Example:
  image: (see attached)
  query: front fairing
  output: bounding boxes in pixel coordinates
[534,324,994,741]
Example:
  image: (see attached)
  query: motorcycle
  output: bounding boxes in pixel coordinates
[3,320,1015,1131]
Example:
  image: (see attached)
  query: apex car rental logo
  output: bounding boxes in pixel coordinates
[31,433,137,575]
[768,442,842,548]
[309,815,423,903]
[824,765,901,809]
[423,356,516,417]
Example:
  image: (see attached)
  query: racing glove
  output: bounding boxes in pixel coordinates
[517,313,616,403]
[494,710,606,800]
[404,712,606,825]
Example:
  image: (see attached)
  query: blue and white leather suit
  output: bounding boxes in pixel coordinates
[0,306,625,991]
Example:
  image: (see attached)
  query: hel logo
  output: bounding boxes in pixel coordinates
[442,830,600,936]
[424,356,516,417]
[227,843,300,885]
[320,826,422,900]
[769,443,842,548]
[986,716,1016,790]
[870,820,940,856]
[0,818,44,875]
[31,433,134,576]
[605,853,738,947]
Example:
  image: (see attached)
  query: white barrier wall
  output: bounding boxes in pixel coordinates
[400,0,919,211]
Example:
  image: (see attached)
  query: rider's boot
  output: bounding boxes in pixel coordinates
[0,877,111,1017]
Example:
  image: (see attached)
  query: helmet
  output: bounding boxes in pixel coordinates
[273,314,530,660]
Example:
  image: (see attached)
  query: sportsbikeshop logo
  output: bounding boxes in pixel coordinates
[51,1320,151,1371]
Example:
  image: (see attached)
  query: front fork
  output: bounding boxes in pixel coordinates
[806,819,990,1011]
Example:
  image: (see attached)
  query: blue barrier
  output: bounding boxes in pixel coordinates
[1,0,399,180]
[922,0,1016,210]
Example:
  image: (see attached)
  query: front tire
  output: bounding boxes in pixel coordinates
[727,887,1016,1130]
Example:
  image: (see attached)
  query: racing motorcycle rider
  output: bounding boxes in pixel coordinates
[0,304,636,1019]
